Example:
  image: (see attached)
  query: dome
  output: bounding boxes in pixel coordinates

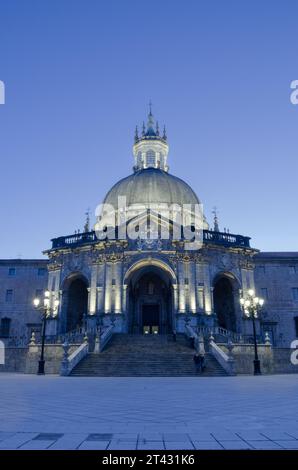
[103,168,201,208]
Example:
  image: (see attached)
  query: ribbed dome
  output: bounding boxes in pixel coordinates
[103,168,200,207]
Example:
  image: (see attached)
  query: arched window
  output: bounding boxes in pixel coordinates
[146,150,156,167]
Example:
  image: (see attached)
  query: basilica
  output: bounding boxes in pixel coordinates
[1,110,298,374]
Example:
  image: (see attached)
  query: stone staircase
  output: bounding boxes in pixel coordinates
[70,334,227,377]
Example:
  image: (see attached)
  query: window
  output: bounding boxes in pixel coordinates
[0,318,11,337]
[111,279,116,286]
[38,268,46,276]
[8,267,16,276]
[292,288,298,301]
[290,266,297,275]
[146,150,156,167]
[184,278,189,285]
[295,317,298,337]
[258,266,265,274]
[5,289,13,302]
[261,288,268,299]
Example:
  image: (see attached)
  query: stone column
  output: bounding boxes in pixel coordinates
[195,262,204,311]
[178,260,185,313]
[97,263,105,314]
[97,287,104,313]
[197,287,204,310]
[122,284,128,313]
[114,262,122,313]
[172,284,178,312]
[188,260,196,313]
[89,264,98,315]
[48,269,61,316]
[104,263,112,313]
[240,268,248,293]
[203,263,212,315]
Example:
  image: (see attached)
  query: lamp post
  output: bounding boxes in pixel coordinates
[240,289,264,375]
[33,291,59,375]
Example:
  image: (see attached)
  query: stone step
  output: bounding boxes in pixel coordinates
[70,333,227,377]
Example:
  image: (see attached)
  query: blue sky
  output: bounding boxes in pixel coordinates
[0,0,297,258]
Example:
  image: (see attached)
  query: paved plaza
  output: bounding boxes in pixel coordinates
[0,374,298,450]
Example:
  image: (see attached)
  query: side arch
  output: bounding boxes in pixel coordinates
[60,272,89,333]
[212,271,240,333]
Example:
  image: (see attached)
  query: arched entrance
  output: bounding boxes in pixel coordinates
[127,267,173,335]
[213,275,237,332]
[62,275,89,333]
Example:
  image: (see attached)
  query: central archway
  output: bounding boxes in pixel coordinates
[127,266,173,335]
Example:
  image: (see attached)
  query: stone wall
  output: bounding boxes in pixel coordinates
[220,344,274,374]
[220,343,298,375]
[272,348,298,374]
[0,344,79,374]
[0,347,28,373]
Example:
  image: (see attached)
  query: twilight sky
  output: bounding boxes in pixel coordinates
[0,0,297,258]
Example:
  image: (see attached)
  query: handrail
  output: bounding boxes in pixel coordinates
[99,324,114,352]
[209,338,236,376]
[60,341,88,376]
[196,326,242,343]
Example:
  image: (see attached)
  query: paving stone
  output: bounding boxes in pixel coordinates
[163,433,189,441]
[236,431,270,441]
[188,432,216,441]
[79,440,110,450]
[277,441,298,449]
[139,433,163,441]
[138,442,165,450]
[221,440,253,450]
[286,430,298,439]
[248,441,283,450]
[108,443,137,450]
[0,433,39,449]
[0,432,15,442]
[211,430,240,441]
[260,430,296,441]
[49,434,89,450]
[165,441,194,450]
[193,441,223,450]
[20,440,55,450]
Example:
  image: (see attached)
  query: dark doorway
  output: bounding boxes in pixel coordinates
[213,277,237,332]
[129,269,172,334]
[66,278,88,332]
[142,304,160,334]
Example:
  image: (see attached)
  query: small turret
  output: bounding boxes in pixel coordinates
[133,103,169,172]
[212,207,220,232]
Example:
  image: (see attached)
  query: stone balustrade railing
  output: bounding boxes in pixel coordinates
[94,324,115,353]
[209,336,236,376]
[196,326,242,344]
[60,339,89,376]
[50,229,251,250]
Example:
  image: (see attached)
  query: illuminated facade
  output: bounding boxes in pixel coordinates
[1,111,298,348]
